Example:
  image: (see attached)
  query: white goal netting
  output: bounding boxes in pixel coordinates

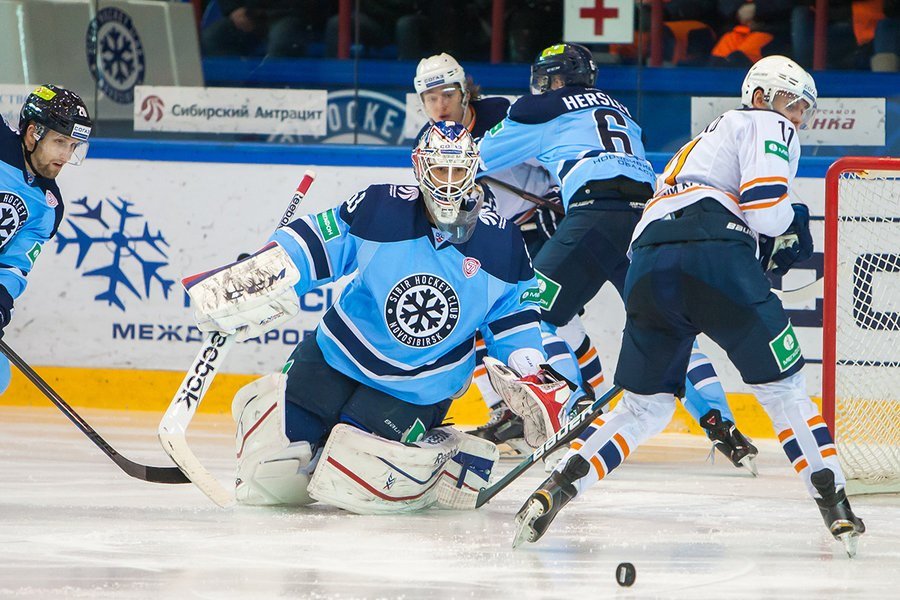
[828,159,900,493]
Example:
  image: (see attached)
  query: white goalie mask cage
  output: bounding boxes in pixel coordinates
[412,121,482,244]
[740,55,818,127]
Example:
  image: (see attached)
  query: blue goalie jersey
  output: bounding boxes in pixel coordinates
[478,86,656,211]
[270,183,546,406]
[0,117,64,302]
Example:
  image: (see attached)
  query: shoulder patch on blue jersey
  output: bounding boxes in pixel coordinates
[470,97,512,139]
[0,192,29,250]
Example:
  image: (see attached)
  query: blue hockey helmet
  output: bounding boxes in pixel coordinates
[530,43,597,94]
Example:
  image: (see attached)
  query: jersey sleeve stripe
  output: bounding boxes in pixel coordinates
[320,309,475,380]
[740,183,788,204]
[741,193,788,211]
[283,218,332,280]
[486,306,540,338]
[739,176,788,191]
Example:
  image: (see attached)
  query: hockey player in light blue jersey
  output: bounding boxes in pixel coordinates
[479,43,757,471]
[189,121,579,513]
[0,85,92,394]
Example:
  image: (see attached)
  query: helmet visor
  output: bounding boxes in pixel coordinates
[34,125,90,165]
[771,89,817,128]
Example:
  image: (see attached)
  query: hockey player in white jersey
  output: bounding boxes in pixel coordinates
[413,53,604,455]
[511,56,866,556]
[186,121,577,514]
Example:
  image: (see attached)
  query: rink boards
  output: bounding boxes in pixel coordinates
[2,143,831,437]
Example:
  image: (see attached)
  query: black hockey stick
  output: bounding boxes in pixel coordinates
[0,339,190,484]
[475,384,623,508]
[479,176,565,216]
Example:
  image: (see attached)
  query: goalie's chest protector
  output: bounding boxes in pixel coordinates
[314,184,532,405]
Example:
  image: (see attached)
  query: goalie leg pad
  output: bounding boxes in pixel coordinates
[435,432,499,510]
[233,373,317,506]
[308,424,496,514]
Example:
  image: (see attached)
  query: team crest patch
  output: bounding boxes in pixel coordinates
[0,192,29,249]
[463,257,481,278]
[86,7,146,104]
[45,190,58,207]
[385,273,460,347]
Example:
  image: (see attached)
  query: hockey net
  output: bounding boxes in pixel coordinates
[823,156,900,494]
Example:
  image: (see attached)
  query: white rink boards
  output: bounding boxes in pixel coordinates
[2,407,898,599]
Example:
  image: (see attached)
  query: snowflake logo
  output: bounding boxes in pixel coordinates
[55,196,175,311]
[100,28,135,85]
[86,8,146,104]
[384,274,459,347]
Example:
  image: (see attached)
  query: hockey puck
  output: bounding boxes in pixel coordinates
[615,562,636,587]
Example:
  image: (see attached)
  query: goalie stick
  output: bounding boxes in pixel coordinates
[158,170,316,508]
[0,340,189,484]
[475,384,623,508]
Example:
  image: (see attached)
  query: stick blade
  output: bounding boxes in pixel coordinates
[159,431,235,508]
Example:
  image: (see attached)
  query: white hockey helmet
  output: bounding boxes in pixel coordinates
[412,121,482,244]
[740,55,818,125]
[414,54,470,111]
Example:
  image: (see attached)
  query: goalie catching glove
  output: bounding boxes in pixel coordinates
[482,353,574,448]
[184,242,301,342]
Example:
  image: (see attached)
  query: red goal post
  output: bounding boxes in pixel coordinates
[823,156,900,494]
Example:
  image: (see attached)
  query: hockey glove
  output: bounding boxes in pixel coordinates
[0,285,13,337]
[482,356,572,448]
[184,243,301,342]
[759,203,813,276]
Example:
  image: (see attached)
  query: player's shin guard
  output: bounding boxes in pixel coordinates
[751,372,846,496]
[232,373,317,506]
[512,454,590,548]
[810,468,865,557]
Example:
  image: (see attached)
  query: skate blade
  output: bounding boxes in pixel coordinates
[739,455,759,477]
[838,531,860,558]
[512,500,545,549]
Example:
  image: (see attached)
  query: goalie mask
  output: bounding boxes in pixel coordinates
[740,55,818,127]
[412,121,482,244]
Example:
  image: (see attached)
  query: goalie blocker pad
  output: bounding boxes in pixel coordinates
[184,242,301,342]
[307,424,499,514]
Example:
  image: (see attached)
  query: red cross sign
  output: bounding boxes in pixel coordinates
[564,0,633,44]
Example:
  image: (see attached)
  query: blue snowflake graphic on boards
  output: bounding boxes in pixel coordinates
[55,197,175,311]
[100,28,135,85]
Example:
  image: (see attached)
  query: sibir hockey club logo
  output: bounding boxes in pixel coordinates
[56,196,174,311]
[140,95,165,122]
[86,7,146,104]
[384,273,460,347]
[0,192,28,250]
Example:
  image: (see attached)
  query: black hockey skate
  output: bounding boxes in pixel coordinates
[512,455,590,548]
[699,409,759,476]
[468,406,529,456]
[810,468,866,558]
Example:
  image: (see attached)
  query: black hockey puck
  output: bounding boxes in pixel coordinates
[616,562,636,587]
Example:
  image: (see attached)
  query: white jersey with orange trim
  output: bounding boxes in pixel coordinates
[633,108,800,247]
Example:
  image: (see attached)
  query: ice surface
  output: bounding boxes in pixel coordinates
[2,407,898,599]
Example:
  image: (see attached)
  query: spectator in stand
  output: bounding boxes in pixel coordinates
[710,0,794,67]
[202,0,330,57]
[792,0,876,69]
[610,0,719,66]
[870,0,898,70]
[324,1,412,58]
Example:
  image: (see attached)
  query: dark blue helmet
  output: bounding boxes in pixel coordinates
[530,43,597,94]
[18,84,92,142]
